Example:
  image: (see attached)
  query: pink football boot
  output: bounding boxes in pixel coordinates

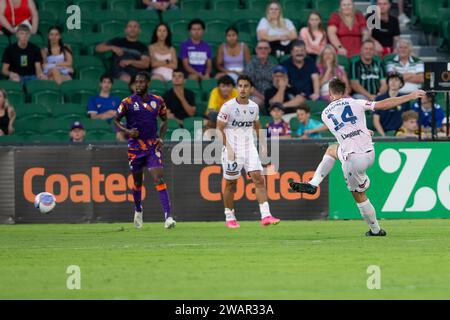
[226,220,240,229]
[261,215,281,226]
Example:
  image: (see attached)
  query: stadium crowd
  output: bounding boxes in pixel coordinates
[0,0,448,141]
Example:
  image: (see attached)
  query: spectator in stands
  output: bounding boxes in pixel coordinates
[1,24,45,83]
[0,88,15,136]
[143,0,178,11]
[281,40,320,101]
[69,121,85,143]
[244,40,276,108]
[350,40,387,100]
[369,0,400,57]
[163,69,196,124]
[412,93,446,134]
[256,0,297,58]
[373,73,410,136]
[180,19,212,81]
[266,103,290,139]
[0,0,38,35]
[215,27,251,83]
[317,44,350,101]
[149,23,177,82]
[386,39,424,94]
[327,0,368,58]
[395,110,419,138]
[295,104,327,139]
[264,65,304,115]
[96,20,150,84]
[41,26,73,85]
[87,75,122,123]
[206,75,237,117]
[299,12,327,61]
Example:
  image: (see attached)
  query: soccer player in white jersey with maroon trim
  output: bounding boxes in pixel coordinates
[290,78,426,236]
[216,75,281,228]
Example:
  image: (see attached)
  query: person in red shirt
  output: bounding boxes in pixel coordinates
[327,0,368,58]
[0,0,38,35]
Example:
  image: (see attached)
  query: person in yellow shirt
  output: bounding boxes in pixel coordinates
[204,75,238,133]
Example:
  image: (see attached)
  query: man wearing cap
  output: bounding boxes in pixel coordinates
[264,65,305,115]
[280,40,320,101]
[69,121,85,143]
[373,72,411,136]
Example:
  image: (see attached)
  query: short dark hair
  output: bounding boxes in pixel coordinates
[297,104,311,114]
[362,39,375,47]
[17,24,30,33]
[173,68,184,75]
[100,74,114,83]
[236,74,253,87]
[329,78,346,95]
[135,71,151,82]
[217,75,235,86]
[188,19,205,31]
[291,39,306,49]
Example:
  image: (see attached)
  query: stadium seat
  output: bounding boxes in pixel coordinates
[111,80,131,99]
[51,103,86,120]
[38,10,57,35]
[195,101,207,117]
[41,118,73,135]
[161,10,197,24]
[83,119,113,134]
[235,19,259,40]
[181,0,207,11]
[247,0,268,12]
[107,0,137,12]
[183,116,204,131]
[93,11,128,34]
[82,32,116,56]
[307,100,328,113]
[0,36,10,52]
[60,80,98,105]
[29,134,66,143]
[127,9,160,24]
[167,118,181,130]
[283,0,310,12]
[259,116,272,128]
[139,21,160,43]
[169,20,191,38]
[210,0,240,11]
[25,80,62,107]
[205,20,230,38]
[0,134,28,144]
[72,0,102,12]
[149,80,166,96]
[201,78,217,100]
[416,0,447,34]
[14,103,51,121]
[289,117,299,135]
[0,80,24,106]
[73,56,105,82]
[311,0,339,23]
[38,0,70,18]
[14,118,43,135]
[337,54,350,74]
[99,132,117,142]
[28,34,45,48]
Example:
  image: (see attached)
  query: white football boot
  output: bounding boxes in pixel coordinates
[164,216,176,229]
[134,207,143,229]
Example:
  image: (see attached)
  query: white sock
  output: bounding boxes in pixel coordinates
[357,199,380,234]
[309,154,336,187]
[259,202,271,219]
[224,208,236,221]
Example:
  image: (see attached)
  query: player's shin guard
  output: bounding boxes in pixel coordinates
[259,202,271,219]
[309,154,336,187]
[132,186,142,212]
[155,182,171,219]
[357,199,380,234]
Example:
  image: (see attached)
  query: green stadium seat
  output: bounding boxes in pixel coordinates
[201,78,217,100]
[337,54,350,74]
[38,10,57,35]
[29,134,66,143]
[289,117,299,135]
[195,101,207,117]
[72,0,102,12]
[416,0,447,34]
[169,20,191,38]
[205,20,230,38]
[85,131,102,142]
[15,103,51,121]
[38,0,70,17]
[139,21,159,43]
[247,0,268,12]
[111,80,131,99]
[107,0,137,12]
[181,0,207,10]
[61,32,83,56]
[127,9,160,24]
[284,0,310,12]
[83,119,113,134]
[25,80,62,107]
[51,103,86,120]
[0,36,10,52]
[82,32,116,56]
[149,79,166,96]
[41,118,73,135]
[210,0,239,11]
[73,56,105,82]
[235,19,259,40]
[311,0,339,23]
[306,100,328,114]
[183,116,204,131]
[166,118,181,130]
[161,10,197,24]
[259,115,272,128]
[60,80,97,105]
[0,80,24,106]
[15,118,44,135]
[93,11,128,34]
[0,134,27,144]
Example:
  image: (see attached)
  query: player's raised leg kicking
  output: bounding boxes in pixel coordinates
[290,79,425,236]
[216,75,280,228]
[114,71,175,230]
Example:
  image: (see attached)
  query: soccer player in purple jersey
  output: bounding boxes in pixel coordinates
[114,71,175,229]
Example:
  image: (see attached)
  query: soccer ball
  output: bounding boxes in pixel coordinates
[34,192,56,214]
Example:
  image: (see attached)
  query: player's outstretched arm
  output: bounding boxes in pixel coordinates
[374,90,426,111]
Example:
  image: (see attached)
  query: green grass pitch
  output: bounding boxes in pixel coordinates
[1,219,450,299]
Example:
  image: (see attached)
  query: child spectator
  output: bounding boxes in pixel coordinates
[412,93,446,134]
[395,110,419,138]
[149,23,177,82]
[299,12,327,61]
[69,121,85,143]
[266,103,290,139]
[295,104,327,139]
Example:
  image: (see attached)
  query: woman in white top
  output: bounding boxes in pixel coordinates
[148,23,177,82]
[41,26,73,84]
[256,1,297,58]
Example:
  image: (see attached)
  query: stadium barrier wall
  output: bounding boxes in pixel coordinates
[330,142,450,219]
[0,143,329,223]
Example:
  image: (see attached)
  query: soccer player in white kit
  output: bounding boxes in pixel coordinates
[290,78,426,236]
[216,75,281,228]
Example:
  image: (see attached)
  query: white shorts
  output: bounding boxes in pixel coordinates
[338,147,375,192]
[221,146,263,180]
